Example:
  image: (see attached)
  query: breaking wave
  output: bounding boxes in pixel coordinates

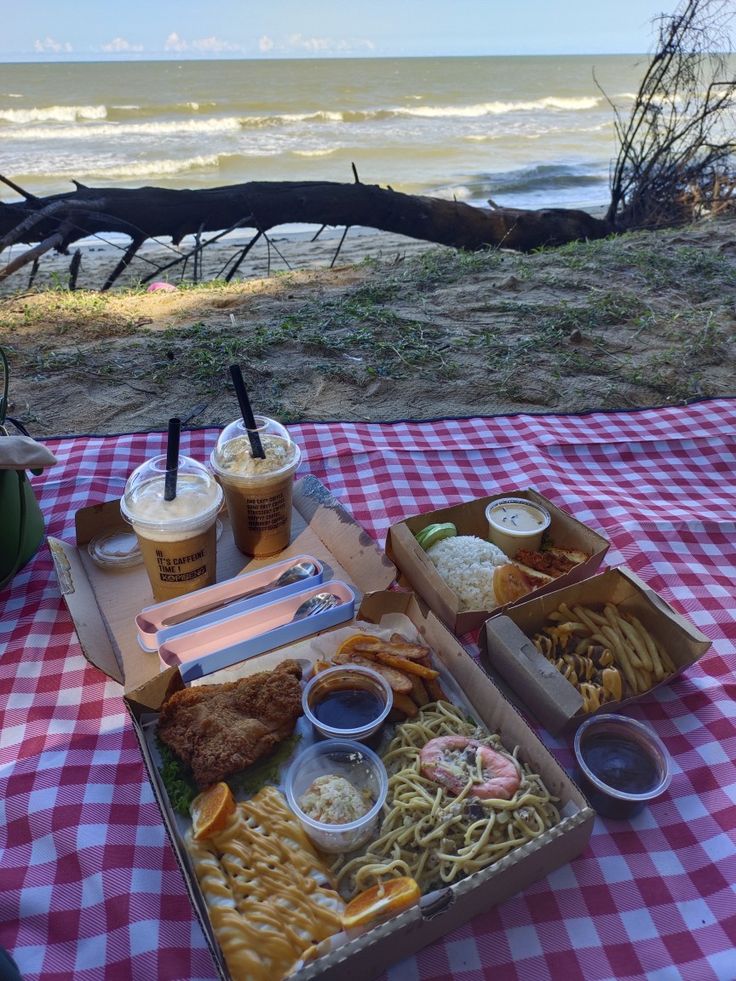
[0,94,605,140]
[0,104,107,124]
[81,155,222,179]
[1,116,243,141]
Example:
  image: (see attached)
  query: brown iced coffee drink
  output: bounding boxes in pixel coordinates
[211,416,301,556]
[120,455,223,602]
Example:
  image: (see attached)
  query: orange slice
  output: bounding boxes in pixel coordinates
[342,877,420,931]
[191,782,236,841]
[493,563,534,606]
[335,633,383,660]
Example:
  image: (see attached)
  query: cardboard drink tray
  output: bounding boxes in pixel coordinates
[48,475,396,691]
[126,591,595,981]
[480,567,712,735]
[386,488,609,634]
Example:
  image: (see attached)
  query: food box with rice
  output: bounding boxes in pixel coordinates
[386,488,609,634]
[479,567,711,735]
[125,589,594,981]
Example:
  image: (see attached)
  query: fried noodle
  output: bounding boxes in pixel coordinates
[333,702,560,898]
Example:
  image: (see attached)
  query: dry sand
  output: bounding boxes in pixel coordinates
[1,219,734,436]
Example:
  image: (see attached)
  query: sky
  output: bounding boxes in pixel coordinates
[0,0,677,61]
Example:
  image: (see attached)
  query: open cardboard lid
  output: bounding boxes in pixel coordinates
[480,566,712,733]
[49,474,396,693]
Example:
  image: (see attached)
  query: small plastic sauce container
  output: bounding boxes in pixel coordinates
[302,665,393,741]
[284,739,388,853]
[573,713,672,820]
[87,526,143,570]
[485,497,551,558]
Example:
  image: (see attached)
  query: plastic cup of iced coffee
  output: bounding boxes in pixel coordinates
[120,454,223,602]
[210,416,301,557]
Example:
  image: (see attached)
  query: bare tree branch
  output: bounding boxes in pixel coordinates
[607,0,736,229]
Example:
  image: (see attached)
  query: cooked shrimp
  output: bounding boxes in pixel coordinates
[419,735,521,801]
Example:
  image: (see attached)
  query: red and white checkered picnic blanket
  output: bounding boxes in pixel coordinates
[1,398,735,981]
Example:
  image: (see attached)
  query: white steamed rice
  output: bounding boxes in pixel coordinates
[426,535,509,611]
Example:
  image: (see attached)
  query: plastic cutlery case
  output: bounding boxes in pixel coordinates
[135,554,325,652]
[158,579,356,682]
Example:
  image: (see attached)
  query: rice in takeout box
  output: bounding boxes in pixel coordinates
[480,567,712,735]
[386,488,610,635]
[425,535,508,611]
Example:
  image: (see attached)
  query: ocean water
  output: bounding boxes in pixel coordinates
[0,56,648,211]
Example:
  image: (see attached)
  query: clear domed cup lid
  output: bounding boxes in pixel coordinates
[211,415,300,481]
[120,453,223,533]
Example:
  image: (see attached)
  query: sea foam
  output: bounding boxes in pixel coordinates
[0,104,107,124]
[1,116,243,141]
[233,97,603,129]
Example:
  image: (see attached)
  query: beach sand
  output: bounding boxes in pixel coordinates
[1,225,435,293]
[1,219,734,436]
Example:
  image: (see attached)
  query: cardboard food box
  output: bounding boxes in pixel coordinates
[479,567,712,735]
[125,590,595,981]
[386,489,610,635]
[49,474,396,692]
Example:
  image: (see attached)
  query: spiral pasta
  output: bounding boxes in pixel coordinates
[186,786,344,981]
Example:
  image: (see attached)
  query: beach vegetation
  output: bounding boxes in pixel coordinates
[1,215,734,431]
[607,0,736,230]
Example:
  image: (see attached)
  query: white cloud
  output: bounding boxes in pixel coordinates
[163,32,242,53]
[102,37,144,53]
[164,31,188,52]
[191,36,240,53]
[33,36,72,54]
[263,33,375,55]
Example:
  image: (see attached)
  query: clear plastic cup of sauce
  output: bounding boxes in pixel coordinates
[284,739,388,853]
[573,713,673,820]
[302,665,393,741]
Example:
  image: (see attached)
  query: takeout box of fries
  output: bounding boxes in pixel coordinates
[386,488,609,635]
[124,590,595,981]
[480,567,712,734]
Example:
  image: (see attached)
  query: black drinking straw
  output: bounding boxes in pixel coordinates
[164,417,181,501]
[229,364,266,459]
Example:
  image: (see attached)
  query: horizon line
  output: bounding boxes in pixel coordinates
[0,51,652,66]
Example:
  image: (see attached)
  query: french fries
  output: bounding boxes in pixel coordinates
[374,652,439,679]
[543,600,674,700]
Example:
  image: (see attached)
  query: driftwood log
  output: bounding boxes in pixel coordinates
[0,177,610,290]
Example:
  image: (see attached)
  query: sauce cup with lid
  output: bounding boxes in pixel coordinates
[302,665,393,741]
[573,713,673,820]
[285,739,388,853]
[485,497,551,558]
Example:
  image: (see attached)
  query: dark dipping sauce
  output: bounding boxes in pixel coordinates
[577,731,663,820]
[313,688,385,731]
[582,733,660,794]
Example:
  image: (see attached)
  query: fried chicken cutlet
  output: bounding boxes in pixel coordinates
[158,659,303,787]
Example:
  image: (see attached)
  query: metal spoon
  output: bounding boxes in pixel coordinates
[163,560,319,627]
[290,592,342,622]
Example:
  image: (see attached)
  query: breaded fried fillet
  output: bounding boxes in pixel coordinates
[158,659,303,787]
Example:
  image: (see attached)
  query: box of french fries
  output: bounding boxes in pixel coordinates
[480,567,712,734]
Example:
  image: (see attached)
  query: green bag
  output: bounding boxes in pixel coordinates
[0,348,47,591]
